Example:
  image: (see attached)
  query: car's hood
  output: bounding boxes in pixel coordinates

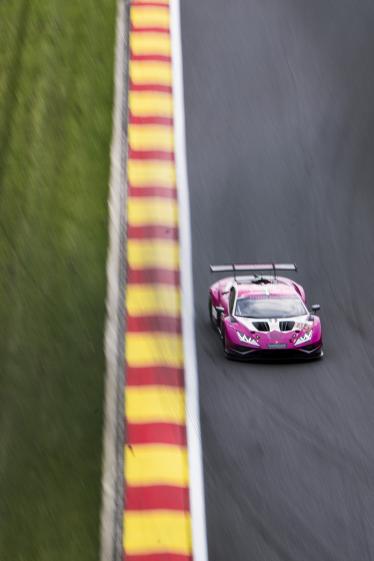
[236,314,310,332]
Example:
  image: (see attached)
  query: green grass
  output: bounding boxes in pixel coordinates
[0,1,117,559]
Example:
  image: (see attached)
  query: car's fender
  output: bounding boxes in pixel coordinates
[292,281,306,302]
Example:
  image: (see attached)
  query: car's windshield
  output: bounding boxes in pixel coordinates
[235,296,307,319]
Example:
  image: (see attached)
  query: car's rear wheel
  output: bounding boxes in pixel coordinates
[209,297,216,329]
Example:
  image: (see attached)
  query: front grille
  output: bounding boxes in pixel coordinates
[298,342,322,352]
[235,345,257,353]
[253,321,270,331]
[279,321,295,332]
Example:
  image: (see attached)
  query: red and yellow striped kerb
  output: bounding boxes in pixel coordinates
[124,1,193,560]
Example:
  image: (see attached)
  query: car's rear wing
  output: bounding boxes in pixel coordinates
[210,263,297,279]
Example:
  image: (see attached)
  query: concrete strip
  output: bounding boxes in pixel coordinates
[170,1,209,560]
[100,1,129,561]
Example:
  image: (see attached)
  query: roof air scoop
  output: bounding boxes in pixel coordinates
[251,276,272,285]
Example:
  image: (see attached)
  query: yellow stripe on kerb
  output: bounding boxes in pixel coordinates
[129,92,173,117]
[126,332,183,368]
[130,33,171,56]
[124,511,192,555]
[130,61,172,87]
[127,284,180,316]
[128,160,176,188]
[128,239,179,269]
[128,198,178,227]
[126,386,185,423]
[125,445,189,486]
[131,7,170,29]
[129,125,174,151]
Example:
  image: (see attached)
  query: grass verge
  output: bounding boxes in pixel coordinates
[0,1,117,559]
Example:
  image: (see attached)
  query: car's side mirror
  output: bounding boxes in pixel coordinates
[311,304,320,313]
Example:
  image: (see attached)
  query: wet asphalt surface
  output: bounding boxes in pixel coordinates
[180,1,374,560]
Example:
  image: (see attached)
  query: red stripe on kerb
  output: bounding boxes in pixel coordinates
[128,186,177,199]
[128,225,178,240]
[127,315,181,333]
[126,554,192,561]
[130,26,170,34]
[131,53,172,63]
[129,114,173,126]
[129,149,175,161]
[126,485,189,511]
[127,422,187,445]
[127,267,180,285]
[126,366,184,387]
[131,2,170,7]
[130,81,173,94]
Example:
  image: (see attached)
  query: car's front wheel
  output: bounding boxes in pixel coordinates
[222,329,234,360]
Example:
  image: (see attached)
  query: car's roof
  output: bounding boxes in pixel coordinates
[230,275,299,299]
[237,283,297,298]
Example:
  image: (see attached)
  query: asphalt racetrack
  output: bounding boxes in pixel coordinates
[181,1,374,560]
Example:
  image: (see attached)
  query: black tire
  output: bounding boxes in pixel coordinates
[222,329,234,360]
[209,296,216,328]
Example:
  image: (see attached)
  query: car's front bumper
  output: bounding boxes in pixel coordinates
[226,342,323,361]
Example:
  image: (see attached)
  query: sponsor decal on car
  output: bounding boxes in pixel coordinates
[237,331,260,346]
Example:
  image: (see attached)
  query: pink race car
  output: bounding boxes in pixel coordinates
[209,264,323,361]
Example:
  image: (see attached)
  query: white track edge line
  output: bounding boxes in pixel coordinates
[170,2,209,561]
[101,1,126,560]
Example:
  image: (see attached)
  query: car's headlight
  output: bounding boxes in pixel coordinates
[236,331,260,347]
[294,329,313,346]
